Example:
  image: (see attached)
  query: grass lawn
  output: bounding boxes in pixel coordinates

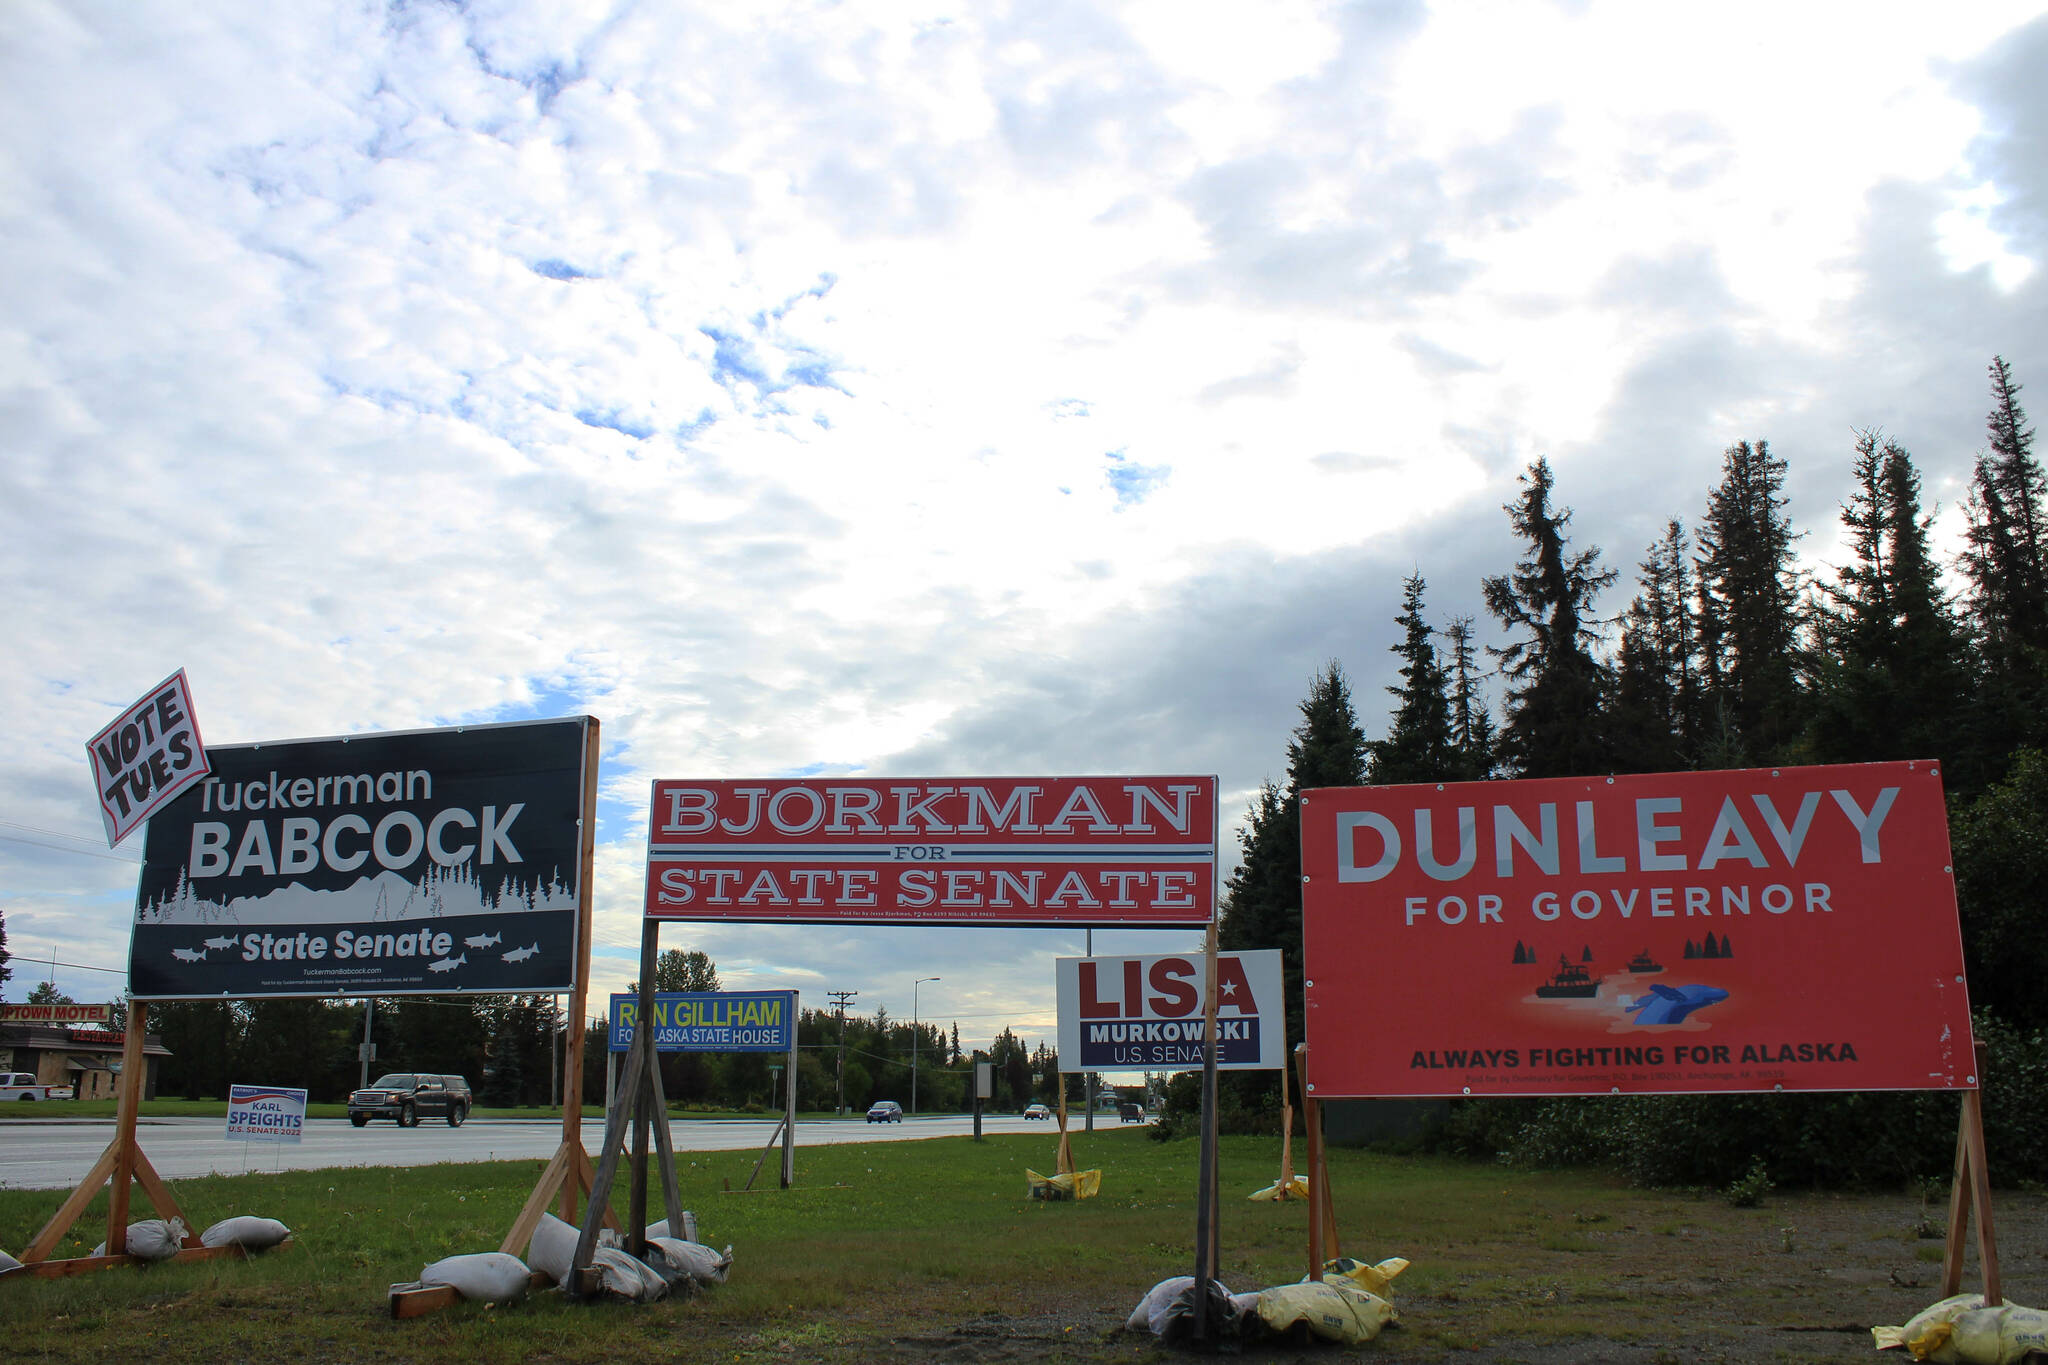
[0,1129,2024,1363]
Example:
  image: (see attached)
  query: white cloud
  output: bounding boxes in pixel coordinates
[4,0,2047,1060]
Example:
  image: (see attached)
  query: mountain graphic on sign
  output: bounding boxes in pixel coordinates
[137,863,575,927]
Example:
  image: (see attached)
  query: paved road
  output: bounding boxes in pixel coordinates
[0,1112,1145,1191]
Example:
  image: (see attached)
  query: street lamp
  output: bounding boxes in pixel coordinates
[911,976,941,1117]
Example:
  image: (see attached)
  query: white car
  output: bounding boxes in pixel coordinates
[1022,1102,1052,1120]
[1,1071,74,1101]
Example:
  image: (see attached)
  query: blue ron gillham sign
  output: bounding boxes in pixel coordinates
[1055,949,1285,1072]
[609,990,796,1053]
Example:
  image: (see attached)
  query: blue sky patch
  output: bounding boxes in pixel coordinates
[576,407,654,439]
[1103,450,1169,507]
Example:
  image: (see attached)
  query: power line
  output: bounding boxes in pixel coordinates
[0,830,140,865]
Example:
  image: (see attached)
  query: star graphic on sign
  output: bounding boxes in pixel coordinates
[1220,981,1238,997]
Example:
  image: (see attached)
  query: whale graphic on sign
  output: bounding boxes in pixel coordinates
[426,953,467,973]
[1626,983,1729,1025]
[463,930,502,949]
[171,946,207,963]
[503,943,540,963]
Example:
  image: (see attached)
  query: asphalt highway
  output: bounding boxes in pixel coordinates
[0,1111,1144,1191]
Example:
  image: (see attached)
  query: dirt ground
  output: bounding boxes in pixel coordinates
[866,1187,2045,1364]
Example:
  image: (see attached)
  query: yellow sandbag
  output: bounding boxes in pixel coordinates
[1025,1168,1101,1201]
[1321,1255,1410,1301]
[1877,1298,2048,1364]
[1247,1176,1310,1201]
[1254,1278,1395,1345]
[1873,1294,1981,1357]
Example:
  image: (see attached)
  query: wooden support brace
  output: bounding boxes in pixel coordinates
[500,1143,576,1258]
[389,1270,553,1319]
[1942,1051,2002,1306]
[14,1242,257,1281]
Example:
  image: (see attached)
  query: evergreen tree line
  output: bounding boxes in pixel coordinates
[1207,357,2048,1187]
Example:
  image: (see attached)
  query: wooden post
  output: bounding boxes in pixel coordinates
[1055,1079,1074,1175]
[496,717,621,1269]
[556,718,601,1224]
[1277,1017,1295,1191]
[1297,1044,1321,1276]
[1190,920,1222,1342]
[11,1001,242,1280]
[781,1018,797,1188]
[105,1003,148,1255]
[1942,1045,2002,1306]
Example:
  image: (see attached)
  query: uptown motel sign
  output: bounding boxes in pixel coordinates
[644,776,1217,927]
[1299,760,1974,1098]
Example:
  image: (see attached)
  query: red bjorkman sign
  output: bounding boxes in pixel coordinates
[644,776,1216,926]
[1300,761,1973,1098]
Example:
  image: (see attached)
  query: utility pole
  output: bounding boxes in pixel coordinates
[911,977,939,1117]
[828,989,857,1116]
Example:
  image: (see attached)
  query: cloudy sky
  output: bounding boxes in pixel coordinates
[5,1,2045,1067]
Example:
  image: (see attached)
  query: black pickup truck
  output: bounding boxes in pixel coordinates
[346,1073,472,1127]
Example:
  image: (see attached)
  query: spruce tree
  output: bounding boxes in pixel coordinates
[1696,439,1804,763]
[1218,662,1367,1070]
[1959,358,2048,780]
[1964,355,2047,652]
[1368,573,1458,784]
[1809,433,1969,770]
[1442,616,1497,780]
[1481,457,1616,777]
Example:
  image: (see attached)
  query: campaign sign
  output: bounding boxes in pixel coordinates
[609,991,796,1053]
[226,1084,307,1143]
[128,717,591,1000]
[1055,950,1285,1072]
[644,776,1217,927]
[87,669,209,847]
[1300,760,1974,1099]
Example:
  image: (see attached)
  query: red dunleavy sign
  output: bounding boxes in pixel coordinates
[1300,761,1973,1098]
[644,776,1217,926]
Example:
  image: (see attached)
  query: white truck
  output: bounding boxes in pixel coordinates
[0,1071,74,1101]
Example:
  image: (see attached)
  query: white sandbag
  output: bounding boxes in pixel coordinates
[647,1238,731,1287]
[1157,1279,1243,1343]
[1127,1277,1189,1332]
[645,1214,698,1243]
[589,1247,668,1303]
[526,1212,579,1286]
[420,1252,533,1303]
[0,1248,21,1275]
[90,1218,186,1261]
[200,1216,291,1251]
[1125,1276,1236,1336]
[646,1237,725,1291]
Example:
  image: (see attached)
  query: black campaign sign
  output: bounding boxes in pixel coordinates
[129,718,590,999]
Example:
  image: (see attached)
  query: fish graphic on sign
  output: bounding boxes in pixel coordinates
[426,953,467,974]
[502,943,540,963]
[171,946,208,963]
[203,935,237,951]
[1627,983,1730,1025]
[463,930,502,949]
